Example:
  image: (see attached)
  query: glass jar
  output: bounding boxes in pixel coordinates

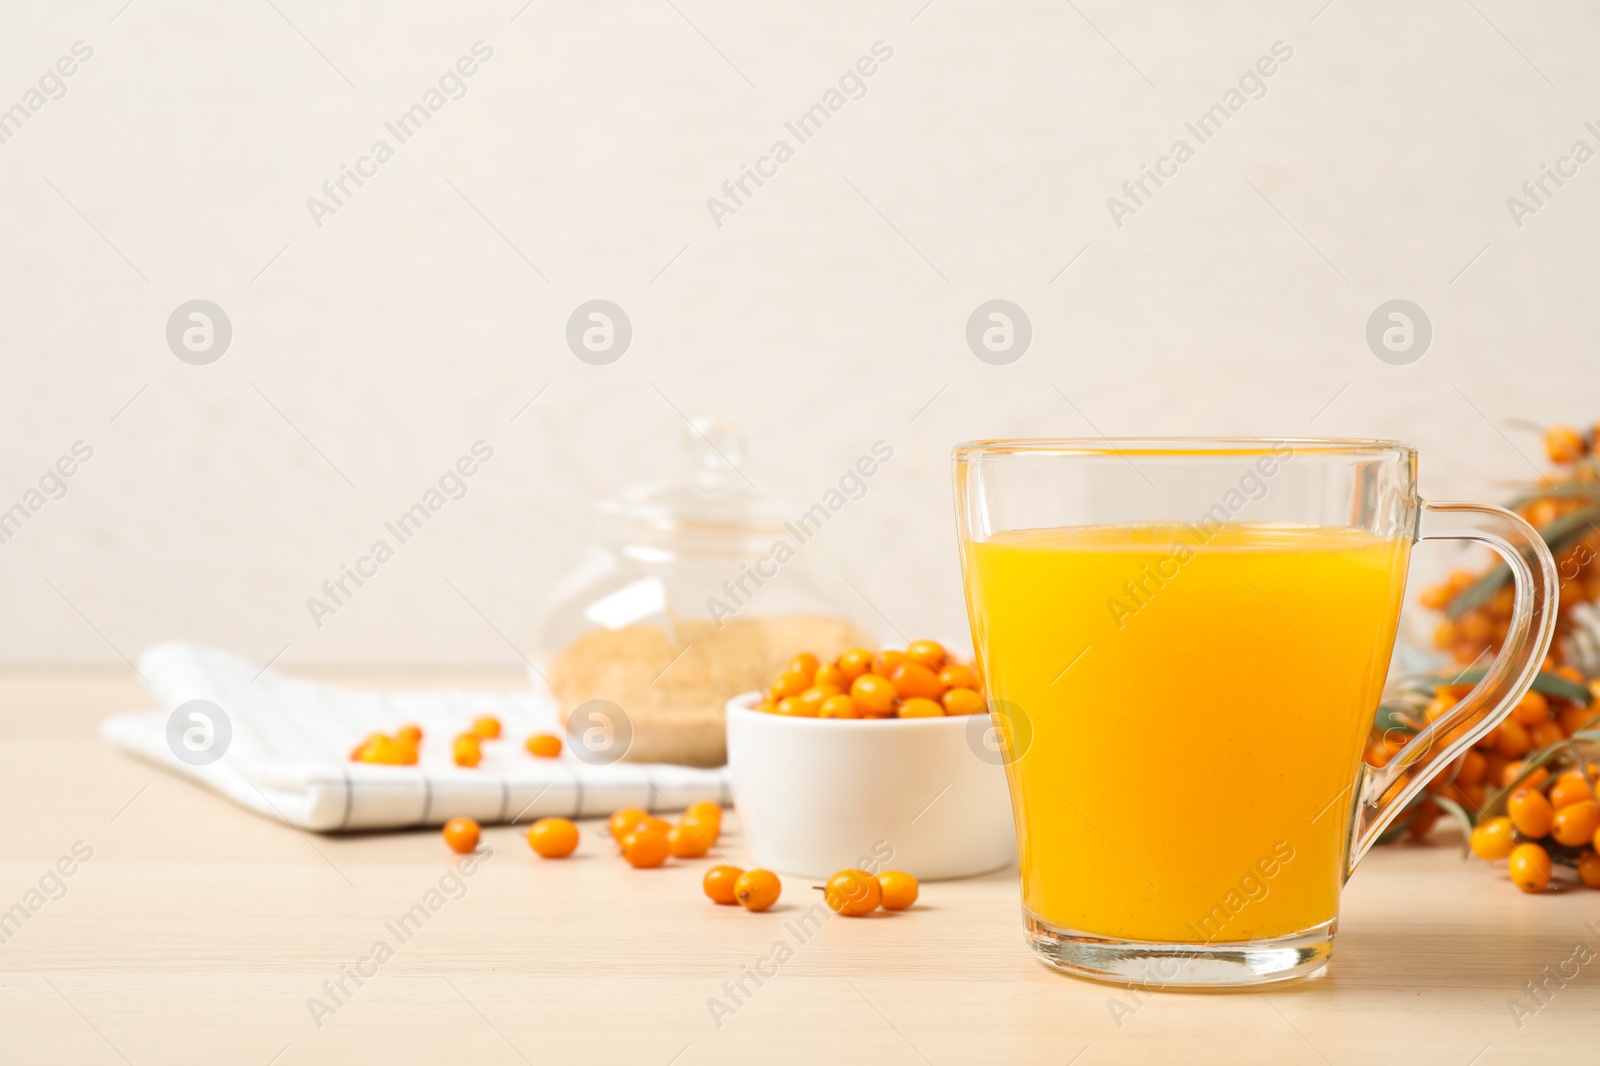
[533,420,880,767]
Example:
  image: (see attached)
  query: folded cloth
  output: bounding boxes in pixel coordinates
[100,642,729,832]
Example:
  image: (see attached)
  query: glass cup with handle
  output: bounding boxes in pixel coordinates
[953,438,1556,987]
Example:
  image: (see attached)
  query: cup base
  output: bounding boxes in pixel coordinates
[1023,910,1336,988]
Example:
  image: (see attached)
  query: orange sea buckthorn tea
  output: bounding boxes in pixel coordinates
[970,524,1408,943]
[954,439,1558,986]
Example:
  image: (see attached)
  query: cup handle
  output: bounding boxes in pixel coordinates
[1347,500,1559,876]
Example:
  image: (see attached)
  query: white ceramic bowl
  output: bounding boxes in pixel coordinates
[724,692,1017,880]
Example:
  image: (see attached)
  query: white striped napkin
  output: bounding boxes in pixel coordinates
[100,642,729,832]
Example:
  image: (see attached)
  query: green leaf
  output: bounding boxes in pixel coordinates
[1404,669,1593,707]
[1445,505,1600,619]
[1430,794,1476,856]
[1374,699,1423,733]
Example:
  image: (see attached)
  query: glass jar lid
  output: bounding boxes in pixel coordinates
[597,420,789,552]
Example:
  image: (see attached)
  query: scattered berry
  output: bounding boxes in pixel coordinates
[633,815,672,838]
[684,801,723,826]
[667,822,713,859]
[528,817,579,858]
[878,870,919,910]
[453,734,482,768]
[526,733,563,758]
[442,817,480,854]
[823,869,882,917]
[621,829,669,869]
[704,865,743,905]
[609,807,648,843]
[734,869,781,911]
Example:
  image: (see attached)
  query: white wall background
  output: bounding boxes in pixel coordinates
[1,0,1596,667]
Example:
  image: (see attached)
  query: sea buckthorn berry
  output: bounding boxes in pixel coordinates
[442,817,480,854]
[528,817,579,858]
[453,733,482,768]
[397,724,423,745]
[872,650,909,677]
[704,865,743,905]
[1470,816,1517,860]
[1556,665,1585,683]
[357,734,409,765]
[1473,725,1502,752]
[1423,693,1458,724]
[819,695,860,719]
[906,640,947,670]
[799,684,842,708]
[1454,750,1487,788]
[1545,425,1585,465]
[1458,613,1493,643]
[621,829,669,868]
[681,815,720,846]
[1496,720,1532,758]
[668,822,714,859]
[734,869,781,911]
[634,815,672,838]
[471,715,502,740]
[837,648,874,681]
[1512,690,1550,726]
[526,733,563,758]
[850,674,897,717]
[788,652,820,677]
[1549,770,1595,810]
[770,671,810,700]
[685,800,722,825]
[350,732,382,760]
[1559,704,1596,735]
[783,695,822,718]
[889,662,946,701]
[1508,787,1555,839]
[815,663,848,689]
[1408,800,1442,838]
[1580,850,1600,889]
[609,807,649,842]
[897,697,944,718]
[1508,842,1554,893]
[824,869,882,917]
[754,701,776,714]
[1419,583,1452,609]
[941,688,986,716]
[1529,719,1564,749]
[1551,800,1600,847]
[1501,762,1549,790]
[877,871,919,911]
[939,663,980,691]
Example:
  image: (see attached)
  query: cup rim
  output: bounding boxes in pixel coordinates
[726,690,974,728]
[952,437,1415,461]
